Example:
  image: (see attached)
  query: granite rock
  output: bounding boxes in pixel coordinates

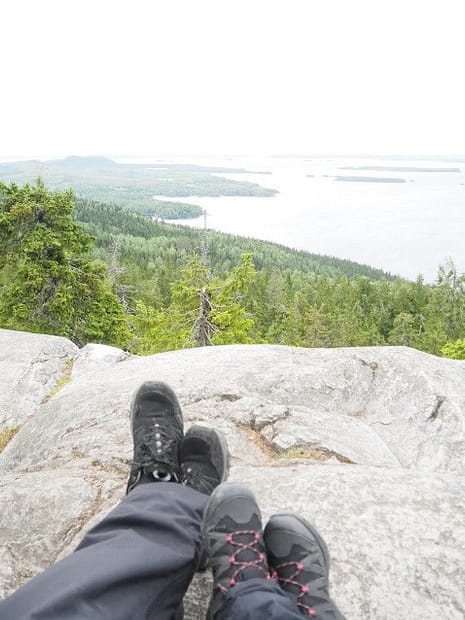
[0,328,78,429]
[1,330,464,619]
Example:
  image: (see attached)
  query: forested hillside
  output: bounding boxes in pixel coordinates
[1,181,465,359]
[75,199,392,280]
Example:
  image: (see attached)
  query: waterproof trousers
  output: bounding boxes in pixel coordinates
[0,482,302,619]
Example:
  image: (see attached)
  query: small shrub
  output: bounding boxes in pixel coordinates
[441,339,465,360]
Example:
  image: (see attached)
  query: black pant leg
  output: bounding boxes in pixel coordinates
[217,578,303,620]
[0,482,207,620]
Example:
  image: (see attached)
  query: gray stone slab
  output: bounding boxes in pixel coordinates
[0,329,78,429]
[0,331,464,619]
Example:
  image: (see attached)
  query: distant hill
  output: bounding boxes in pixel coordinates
[57,155,120,168]
[0,156,278,219]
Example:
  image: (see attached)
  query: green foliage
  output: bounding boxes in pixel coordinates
[441,339,465,360]
[0,181,129,347]
[210,253,257,345]
[387,313,418,346]
[131,254,257,353]
[131,300,191,354]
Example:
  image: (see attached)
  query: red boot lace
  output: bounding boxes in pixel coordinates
[218,530,271,592]
[273,561,317,616]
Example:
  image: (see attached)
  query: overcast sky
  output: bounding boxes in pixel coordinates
[2,0,464,157]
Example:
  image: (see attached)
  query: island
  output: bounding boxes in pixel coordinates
[334,176,407,183]
[339,165,461,173]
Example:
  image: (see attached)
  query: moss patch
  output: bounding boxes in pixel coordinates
[276,445,355,464]
[237,422,355,464]
[275,446,332,461]
[0,427,19,453]
[44,358,74,401]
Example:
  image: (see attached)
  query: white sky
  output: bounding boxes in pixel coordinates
[2,0,464,157]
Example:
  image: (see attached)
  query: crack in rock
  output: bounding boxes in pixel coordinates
[357,357,378,380]
[217,393,241,402]
[186,393,242,406]
[427,395,445,421]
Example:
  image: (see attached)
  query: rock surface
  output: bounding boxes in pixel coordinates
[0,328,78,428]
[1,329,464,619]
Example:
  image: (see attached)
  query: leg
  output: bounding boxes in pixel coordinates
[0,482,206,620]
[219,579,304,619]
[0,382,230,620]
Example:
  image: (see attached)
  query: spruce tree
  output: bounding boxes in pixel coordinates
[0,180,129,347]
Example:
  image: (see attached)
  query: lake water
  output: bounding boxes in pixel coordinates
[141,155,465,282]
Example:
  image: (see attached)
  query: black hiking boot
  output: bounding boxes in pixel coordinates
[181,425,230,572]
[202,482,271,618]
[126,381,183,493]
[181,425,230,495]
[264,513,346,618]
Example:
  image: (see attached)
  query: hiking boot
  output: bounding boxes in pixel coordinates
[181,425,230,495]
[182,425,230,572]
[264,513,346,619]
[126,381,183,493]
[202,482,271,617]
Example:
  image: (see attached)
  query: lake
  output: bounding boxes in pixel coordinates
[139,155,464,282]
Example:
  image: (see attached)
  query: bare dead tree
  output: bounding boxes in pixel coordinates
[192,212,217,346]
[192,286,218,346]
[108,239,135,313]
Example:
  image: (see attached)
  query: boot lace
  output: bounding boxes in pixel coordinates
[218,530,270,592]
[272,560,317,616]
[131,425,180,482]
